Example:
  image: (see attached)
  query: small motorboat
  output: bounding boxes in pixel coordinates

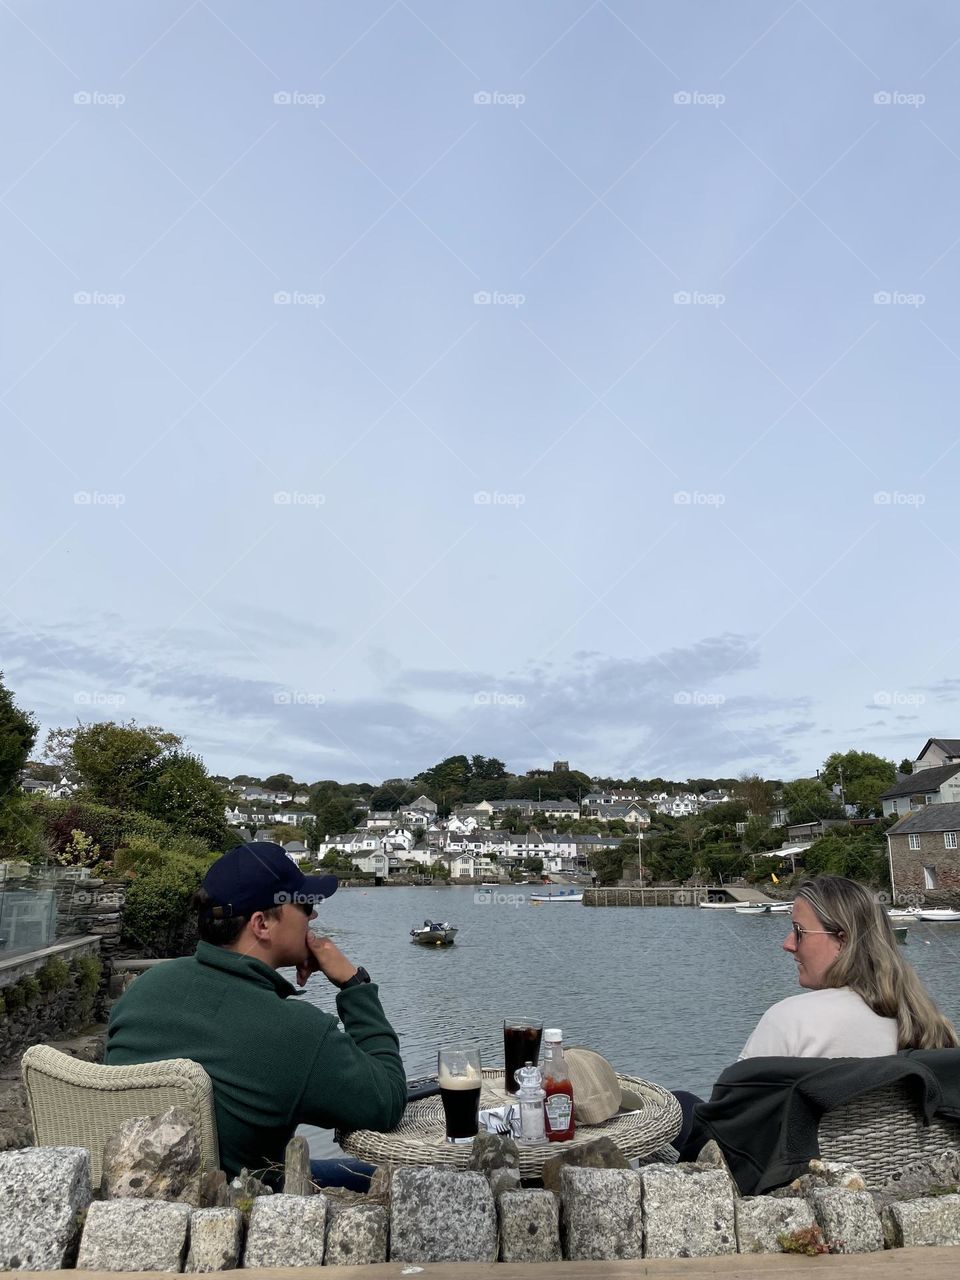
[887,907,921,919]
[767,903,791,914]
[529,889,583,903]
[917,909,960,923]
[410,919,458,946]
[735,903,770,914]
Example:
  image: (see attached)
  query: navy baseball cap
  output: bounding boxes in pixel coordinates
[200,842,338,920]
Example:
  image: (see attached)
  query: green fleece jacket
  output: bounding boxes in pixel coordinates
[105,942,407,1179]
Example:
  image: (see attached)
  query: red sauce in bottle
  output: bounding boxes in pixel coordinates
[541,1029,575,1142]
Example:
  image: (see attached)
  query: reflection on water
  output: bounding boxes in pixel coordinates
[283,885,960,1159]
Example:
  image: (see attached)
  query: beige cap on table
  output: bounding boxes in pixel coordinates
[564,1047,622,1125]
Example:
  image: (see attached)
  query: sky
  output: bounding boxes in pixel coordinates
[2,1,960,786]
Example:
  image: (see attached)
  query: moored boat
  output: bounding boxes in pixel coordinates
[410,919,458,946]
[529,889,583,903]
[917,908,960,923]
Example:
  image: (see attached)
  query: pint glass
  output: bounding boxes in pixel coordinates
[503,1019,543,1095]
[437,1046,482,1143]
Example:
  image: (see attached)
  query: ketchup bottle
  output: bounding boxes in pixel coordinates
[541,1028,575,1142]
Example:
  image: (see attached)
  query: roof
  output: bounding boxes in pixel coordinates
[879,763,960,800]
[919,738,960,759]
[888,802,960,835]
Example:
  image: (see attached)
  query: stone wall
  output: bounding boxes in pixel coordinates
[3,1137,960,1270]
[889,834,960,903]
[0,938,103,1069]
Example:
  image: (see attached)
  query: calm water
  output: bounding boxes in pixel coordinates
[280,886,960,1159]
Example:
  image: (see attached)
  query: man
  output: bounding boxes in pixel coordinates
[106,842,406,1187]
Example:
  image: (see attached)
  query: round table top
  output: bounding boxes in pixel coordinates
[339,1068,682,1176]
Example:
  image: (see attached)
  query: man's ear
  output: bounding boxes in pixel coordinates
[247,910,275,942]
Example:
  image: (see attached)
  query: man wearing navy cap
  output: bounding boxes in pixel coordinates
[106,842,406,1188]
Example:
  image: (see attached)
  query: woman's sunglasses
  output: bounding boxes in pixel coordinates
[791,922,841,943]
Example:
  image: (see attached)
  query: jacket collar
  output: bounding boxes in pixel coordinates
[195,940,299,998]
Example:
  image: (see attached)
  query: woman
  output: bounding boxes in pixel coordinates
[740,874,957,1057]
[672,874,957,1160]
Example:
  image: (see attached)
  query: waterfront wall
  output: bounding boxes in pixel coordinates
[0,937,103,1070]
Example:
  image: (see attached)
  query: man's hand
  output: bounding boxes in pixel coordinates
[296,932,359,989]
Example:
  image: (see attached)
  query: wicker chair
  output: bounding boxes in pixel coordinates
[818,1080,960,1186]
[21,1045,220,1189]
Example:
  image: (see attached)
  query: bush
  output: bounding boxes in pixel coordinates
[0,993,5,1018]
[5,974,42,1012]
[122,854,213,956]
[37,957,70,993]
[73,954,102,1018]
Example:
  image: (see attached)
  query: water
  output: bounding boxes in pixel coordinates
[281,886,960,1158]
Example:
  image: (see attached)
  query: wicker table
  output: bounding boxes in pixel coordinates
[339,1068,682,1178]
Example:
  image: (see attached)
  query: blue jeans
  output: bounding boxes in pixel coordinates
[309,1156,376,1192]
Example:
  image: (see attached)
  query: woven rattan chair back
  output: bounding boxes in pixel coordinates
[21,1045,220,1188]
[818,1080,960,1187]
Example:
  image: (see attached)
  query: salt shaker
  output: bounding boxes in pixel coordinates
[514,1060,546,1144]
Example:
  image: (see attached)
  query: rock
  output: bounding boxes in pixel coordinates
[541,1135,629,1195]
[883,1194,960,1248]
[874,1150,960,1209]
[561,1167,644,1261]
[797,1159,867,1195]
[283,1135,312,1196]
[389,1167,497,1263]
[77,1199,191,1271]
[489,1166,521,1198]
[0,1146,91,1270]
[367,1163,393,1205]
[468,1129,520,1175]
[812,1188,883,1253]
[325,1204,388,1266]
[498,1188,561,1263]
[641,1165,736,1258]
[242,1194,327,1267]
[101,1106,202,1205]
[735,1196,817,1253]
[694,1139,738,1195]
[199,1169,227,1208]
[187,1208,243,1271]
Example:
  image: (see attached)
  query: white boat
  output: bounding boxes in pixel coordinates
[767,903,792,914]
[735,904,769,914]
[410,920,458,946]
[887,907,922,920]
[917,909,960,923]
[529,890,583,903]
[697,900,742,910]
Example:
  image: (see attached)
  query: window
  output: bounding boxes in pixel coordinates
[924,865,939,890]
[908,834,921,850]
[890,799,899,814]
[945,832,958,850]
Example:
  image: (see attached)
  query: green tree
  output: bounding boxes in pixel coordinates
[590,845,625,885]
[821,751,896,817]
[0,673,37,799]
[735,773,776,818]
[782,778,845,823]
[263,773,295,793]
[898,758,914,776]
[66,722,180,810]
[141,751,230,847]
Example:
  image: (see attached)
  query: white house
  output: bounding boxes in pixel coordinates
[352,850,390,877]
[449,853,495,879]
[363,811,397,829]
[913,738,960,772]
[317,832,382,858]
[879,765,960,819]
[382,827,417,853]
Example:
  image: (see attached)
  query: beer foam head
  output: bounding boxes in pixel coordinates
[438,1062,482,1090]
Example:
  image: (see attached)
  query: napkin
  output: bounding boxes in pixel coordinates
[478,1103,520,1138]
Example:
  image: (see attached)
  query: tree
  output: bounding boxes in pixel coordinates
[735,773,776,818]
[0,673,37,800]
[590,845,624,885]
[781,778,845,823]
[65,722,180,811]
[899,758,914,776]
[821,751,896,817]
[263,773,295,793]
[140,751,230,848]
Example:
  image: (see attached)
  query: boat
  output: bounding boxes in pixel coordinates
[410,919,458,946]
[734,904,770,914]
[887,907,922,920]
[893,926,909,945]
[917,909,960,923]
[529,889,583,903]
[767,903,791,914]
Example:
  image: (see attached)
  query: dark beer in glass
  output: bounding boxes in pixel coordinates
[437,1047,481,1143]
[503,1019,543,1095]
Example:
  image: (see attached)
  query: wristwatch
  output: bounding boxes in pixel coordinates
[337,966,371,990]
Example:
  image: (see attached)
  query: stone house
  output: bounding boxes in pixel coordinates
[887,802,960,903]
[878,763,960,819]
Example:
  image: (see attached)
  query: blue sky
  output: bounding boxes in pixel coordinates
[3,1,959,784]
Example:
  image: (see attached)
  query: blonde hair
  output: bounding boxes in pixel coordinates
[797,875,958,1050]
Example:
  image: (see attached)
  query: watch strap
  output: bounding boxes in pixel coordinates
[338,966,371,990]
